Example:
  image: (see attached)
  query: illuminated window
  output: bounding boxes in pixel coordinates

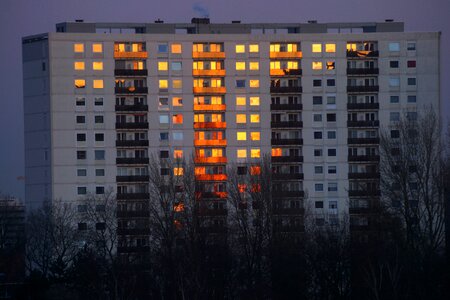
[312,43,322,53]
[74,62,85,70]
[249,44,259,53]
[270,61,281,70]
[250,166,261,175]
[238,184,246,193]
[236,96,246,106]
[74,44,84,53]
[159,79,168,89]
[158,61,168,71]
[237,132,247,141]
[236,62,246,70]
[174,167,184,176]
[272,148,282,156]
[249,62,259,70]
[75,79,86,88]
[171,44,182,54]
[172,79,182,89]
[174,150,183,159]
[173,97,183,106]
[93,80,104,89]
[325,44,336,53]
[249,80,259,88]
[250,132,260,141]
[249,97,260,106]
[312,61,322,70]
[236,114,247,123]
[237,149,247,158]
[236,44,245,53]
[172,114,183,124]
[326,61,335,70]
[250,114,260,123]
[287,61,299,69]
[92,43,102,53]
[251,148,261,158]
[92,62,103,70]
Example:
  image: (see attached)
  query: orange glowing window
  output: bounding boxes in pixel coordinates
[171,44,182,54]
[251,148,261,158]
[174,167,184,176]
[270,44,281,52]
[236,62,246,70]
[174,150,183,158]
[211,148,223,157]
[238,184,247,193]
[236,97,246,106]
[312,44,322,53]
[158,61,168,71]
[272,148,282,157]
[92,43,102,53]
[347,43,357,51]
[325,43,336,53]
[326,61,335,70]
[236,44,245,53]
[250,114,260,123]
[251,184,261,192]
[249,44,259,53]
[172,114,183,124]
[270,61,281,70]
[249,97,260,106]
[249,62,259,70]
[250,166,261,175]
[195,167,206,175]
[173,97,183,106]
[312,61,323,70]
[74,43,84,53]
[159,80,168,89]
[74,62,85,70]
[92,61,103,70]
[236,114,246,123]
[250,132,260,141]
[174,203,184,212]
[174,219,182,229]
[172,79,182,89]
[237,132,247,141]
[249,80,259,88]
[93,79,104,89]
[237,149,247,158]
[287,61,299,69]
[75,79,86,88]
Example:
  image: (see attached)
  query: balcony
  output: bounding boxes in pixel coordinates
[116,157,149,165]
[269,51,302,59]
[270,103,303,110]
[348,190,381,197]
[270,86,302,94]
[194,139,227,146]
[117,210,150,217]
[347,68,379,75]
[348,172,380,179]
[270,69,302,76]
[273,208,305,215]
[192,52,226,59]
[271,138,303,145]
[347,120,380,127]
[194,157,227,164]
[115,87,148,94]
[348,138,380,145]
[197,209,228,216]
[115,104,148,112]
[114,51,148,59]
[272,173,304,180]
[114,69,148,76]
[193,104,226,111]
[192,69,226,76]
[196,191,228,199]
[272,190,305,198]
[116,175,149,182]
[347,86,379,93]
[193,87,226,94]
[348,155,380,162]
[117,193,150,200]
[115,122,149,129]
[193,122,226,129]
[271,121,303,128]
[347,103,379,110]
[271,156,303,163]
[116,140,149,147]
[195,174,227,181]
[346,50,379,58]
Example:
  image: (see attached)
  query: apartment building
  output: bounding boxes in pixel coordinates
[23,19,440,252]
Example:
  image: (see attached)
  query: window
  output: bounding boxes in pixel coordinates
[407,78,416,86]
[95,133,104,142]
[236,80,246,88]
[327,96,336,105]
[315,184,324,192]
[390,95,399,103]
[74,43,84,53]
[236,96,246,106]
[172,114,183,124]
[314,131,323,139]
[159,79,168,89]
[159,115,169,124]
[313,79,322,87]
[407,60,416,68]
[95,115,104,124]
[313,96,323,105]
[77,169,87,176]
[389,42,400,52]
[391,130,400,138]
[314,149,323,157]
[389,78,400,87]
[315,201,324,208]
[93,79,104,89]
[249,80,259,88]
[326,79,335,86]
[250,114,260,123]
[251,148,261,158]
[328,166,337,174]
[236,62,246,70]
[237,166,247,175]
[94,150,105,160]
[237,149,247,158]
[94,97,103,106]
[78,223,87,230]
[312,44,322,53]
[236,114,247,123]
[313,114,322,122]
[76,116,85,124]
[174,150,183,159]
[77,133,86,142]
[249,44,259,53]
[173,132,183,140]
[92,62,103,70]
[159,97,169,108]
[160,150,169,158]
[171,62,182,71]
[77,187,87,195]
[407,42,416,51]
[328,183,338,192]
[78,205,87,213]
[158,44,168,53]
[172,79,182,89]
[95,169,105,176]
[74,62,85,70]
[92,43,102,53]
[407,112,417,121]
[314,166,323,174]
[76,97,85,106]
[250,132,260,141]
[249,96,260,106]
[407,95,417,103]
[96,186,105,194]
[174,167,184,176]
[390,112,400,121]
[328,148,336,156]
[325,43,336,53]
[390,61,399,68]
[326,61,335,70]
[312,61,322,70]
[160,168,170,175]
[326,113,336,122]
[158,61,168,71]
[236,44,245,53]
[171,44,182,53]
[327,131,336,139]
[75,79,86,88]
[237,132,247,140]
[77,151,86,160]
[160,132,169,140]
[249,62,259,70]
[173,97,183,106]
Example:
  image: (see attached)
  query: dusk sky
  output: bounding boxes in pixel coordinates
[1,0,449,200]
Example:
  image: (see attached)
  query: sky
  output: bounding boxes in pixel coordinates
[0,0,449,200]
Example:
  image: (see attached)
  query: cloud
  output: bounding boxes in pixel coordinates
[192,2,209,18]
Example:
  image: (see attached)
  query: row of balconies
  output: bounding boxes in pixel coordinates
[115,104,148,112]
[347,120,380,127]
[270,103,303,111]
[271,156,303,163]
[271,121,303,128]
[348,172,380,179]
[348,155,380,162]
[116,140,149,147]
[271,138,303,145]
[116,175,149,182]
[347,103,379,110]
[115,122,149,129]
[348,138,380,145]
[116,157,149,165]
[272,173,304,180]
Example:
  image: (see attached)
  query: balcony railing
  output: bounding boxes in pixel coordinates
[269,51,302,58]
[192,52,226,59]
[346,50,379,58]
[271,121,303,128]
[194,157,228,164]
[193,122,226,129]
[348,172,380,179]
[347,120,380,127]
[347,68,379,75]
[115,104,148,112]
[115,87,148,94]
[116,175,149,182]
[348,155,380,162]
[271,156,304,163]
[270,86,302,94]
[114,51,148,59]
[195,174,227,181]
[347,103,379,110]
[194,139,227,146]
[115,122,149,129]
[271,138,303,145]
[272,173,304,180]
[348,190,381,197]
[114,69,148,76]
[270,103,303,110]
[197,209,228,216]
[273,208,305,215]
[347,86,379,93]
[116,140,149,147]
[272,191,305,198]
[117,193,150,200]
[270,69,302,76]
[117,210,150,217]
[348,138,380,145]
[192,69,226,76]
[193,87,226,94]
[116,157,149,165]
[193,104,226,111]
[196,191,228,199]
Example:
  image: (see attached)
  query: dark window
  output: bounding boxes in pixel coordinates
[77,187,87,195]
[328,148,336,156]
[390,61,399,68]
[326,113,336,122]
[94,150,105,160]
[391,130,400,138]
[314,131,322,139]
[326,79,335,86]
[236,80,246,88]
[315,201,324,208]
[313,79,322,87]
[95,133,104,141]
[77,133,86,141]
[390,96,399,103]
[237,166,248,175]
[327,131,336,139]
[160,132,169,140]
[96,222,106,231]
[76,116,85,124]
[407,78,416,85]
[77,205,87,212]
[314,149,322,157]
[78,223,87,231]
[95,169,105,176]
[160,150,169,158]
[95,115,104,123]
[96,186,105,194]
[407,95,417,103]
[160,168,170,175]
[407,60,416,68]
[313,96,323,105]
[77,169,87,176]
[77,151,86,160]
